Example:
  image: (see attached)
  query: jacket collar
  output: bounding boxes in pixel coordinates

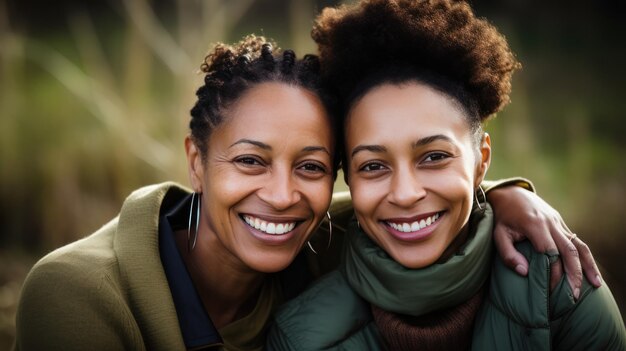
[114,182,191,350]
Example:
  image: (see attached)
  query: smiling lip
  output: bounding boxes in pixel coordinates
[381,211,444,242]
[239,213,305,245]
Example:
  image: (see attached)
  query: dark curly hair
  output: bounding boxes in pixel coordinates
[190,34,338,172]
[312,0,521,132]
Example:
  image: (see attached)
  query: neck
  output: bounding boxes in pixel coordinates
[175,228,265,329]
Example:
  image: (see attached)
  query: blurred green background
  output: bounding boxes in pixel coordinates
[1,0,624,348]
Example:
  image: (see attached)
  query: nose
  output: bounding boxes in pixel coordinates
[387,165,426,207]
[257,166,302,211]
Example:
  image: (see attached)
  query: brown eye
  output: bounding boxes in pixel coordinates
[296,161,329,180]
[299,162,327,173]
[423,152,449,163]
[235,156,264,166]
[359,162,386,172]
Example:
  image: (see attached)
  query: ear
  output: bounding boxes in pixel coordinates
[185,136,204,192]
[474,133,491,188]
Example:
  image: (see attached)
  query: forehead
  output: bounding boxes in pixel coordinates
[346,82,470,144]
[212,82,332,149]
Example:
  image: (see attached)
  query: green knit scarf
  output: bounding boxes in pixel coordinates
[341,205,494,316]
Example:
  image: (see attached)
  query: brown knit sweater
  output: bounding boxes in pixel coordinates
[372,287,485,351]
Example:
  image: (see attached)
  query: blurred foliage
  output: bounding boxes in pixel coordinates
[1,0,625,348]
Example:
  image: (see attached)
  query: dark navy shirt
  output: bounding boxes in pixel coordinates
[158,194,222,350]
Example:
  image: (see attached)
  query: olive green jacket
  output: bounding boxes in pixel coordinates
[13,182,352,351]
[266,208,626,350]
[15,183,197,351]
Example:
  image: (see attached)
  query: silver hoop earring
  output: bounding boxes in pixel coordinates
[326,211,333,249]
[188,192,201,252]
[474,186,487,212]
[307,211,333,255]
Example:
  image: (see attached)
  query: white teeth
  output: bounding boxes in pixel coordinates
[411,222,420,231]
[276,224,285,234]
[244,216,253,225]
[387,213,441,233]
[266,223,276,234]
[242,215,297,235]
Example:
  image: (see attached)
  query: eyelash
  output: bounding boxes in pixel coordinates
[298,162,328,174]
[234,155,265,167]
[357,152,451,172]
[359,162,387,172]
[234,156,328,175]
[422,152,451,163]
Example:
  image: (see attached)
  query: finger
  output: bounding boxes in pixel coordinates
[493,224,528,276]
[571,234,603,287]
[514,212,566,290]
[517,211,559,256]
[553,221,582,300]
[550,257,563,293]
[559,217,602,287]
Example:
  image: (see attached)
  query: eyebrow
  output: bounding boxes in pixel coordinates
[351,145,387,158]
[412,134,454,148]
[230,139,272,150]
[230,139,330,155]
[302,146,331,156]
[351,134,454,157]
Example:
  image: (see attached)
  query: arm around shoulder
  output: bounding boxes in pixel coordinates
[14,257,143,351]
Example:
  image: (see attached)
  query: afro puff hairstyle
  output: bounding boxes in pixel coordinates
[312,0,521,122]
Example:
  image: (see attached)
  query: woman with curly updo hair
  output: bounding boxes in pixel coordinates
[268,1,625,350]
[14,35,341,351]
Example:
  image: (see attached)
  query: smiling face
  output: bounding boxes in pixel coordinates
[345,82,490,269]
[186,82,334,273]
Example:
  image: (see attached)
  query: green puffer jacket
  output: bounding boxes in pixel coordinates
[267,206,626,351]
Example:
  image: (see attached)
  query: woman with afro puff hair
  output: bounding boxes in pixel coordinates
[267,0,626,350]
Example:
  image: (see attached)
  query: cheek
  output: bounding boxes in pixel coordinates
[428,171,470,191]
[302,177,334,213]
[424,167,474,214]
[205,167,256,207]
[349,178,386,218]
[220,179,254,200]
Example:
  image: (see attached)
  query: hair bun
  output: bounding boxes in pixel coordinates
[301,54,321,72]
[281,50,296,73]
[261,43,274,59]
[237,53,252,68]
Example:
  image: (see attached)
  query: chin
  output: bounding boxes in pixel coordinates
[392,250,441,269]
[245,252,297,273]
